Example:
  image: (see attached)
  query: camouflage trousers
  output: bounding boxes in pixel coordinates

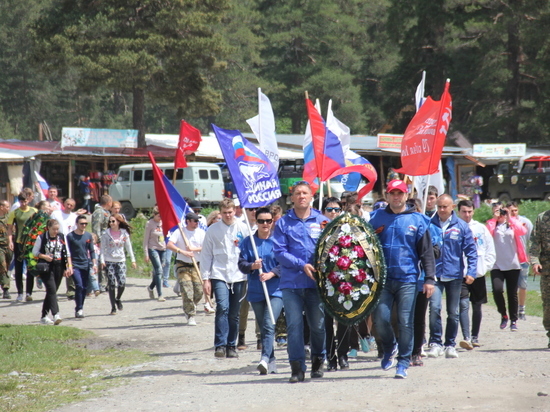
[0,246,12,290]
[541,272,550,337]
[175,261,203,317]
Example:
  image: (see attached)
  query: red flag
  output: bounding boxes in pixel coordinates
[395,81,452,176]
[175,120,202,169]
[148,152,191,237]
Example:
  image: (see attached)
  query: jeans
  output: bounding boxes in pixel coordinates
[373,279,417,368]
[282,288,326,372]
[491,269,520,322]
[72,267,90,312]
[163,249,173,283]
[14,243,33,296]
[459,280,470,340]
[250,296,284,363]
[429,278,462,347]
[148,249,165,296]
[212,279,245,348]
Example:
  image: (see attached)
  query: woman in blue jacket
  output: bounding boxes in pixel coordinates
[238,207,282,375]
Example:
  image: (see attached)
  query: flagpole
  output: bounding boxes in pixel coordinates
[242,208,276,325]
[176,221,215,309]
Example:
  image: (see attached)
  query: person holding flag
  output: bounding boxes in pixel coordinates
[201,198,249,358]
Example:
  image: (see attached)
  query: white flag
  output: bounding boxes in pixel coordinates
[326,99,351,155]
[246,88,279,170]
[415,70,426,112]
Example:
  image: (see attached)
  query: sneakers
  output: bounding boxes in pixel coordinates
[500,316,509,329]
[36,278,43,289]
[348,348,358,358]
[2,289,10,299]
[214,346,226,358]
[40,316,54,325]
[257,339,262,350]
[510,322,518,332]
[115,299,123,311]
[25,294,33,302]
[395,364,408,379]
[411,354,423,366]
[53,314,62,325]
[459,339,474,350]
[471,336,481,347]
[519,311,526,320]
[257,360,268,375]
[226,346,238,358]
[158,296,166,302]
[267,359,277,374]
[304,344,311,358]
[187,316,197,326]
[381,344,398,371]
[162,281,170,288]
[426,343,444,358]
[420,345,427,357]
[204,302,215,314]
[94,290,101,297]
[444,346,458,358]
[75,310,84,319]
[147,286,155,299]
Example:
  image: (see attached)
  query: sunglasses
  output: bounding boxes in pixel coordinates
[292,180,310,187]
[325,207,342,213]
[188,219,199,223]
[109,220,117,223]
[247,208,257,212]
[79,222,88,226]
[257,219,273,224]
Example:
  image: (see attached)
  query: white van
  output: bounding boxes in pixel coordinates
[109,162,224,219]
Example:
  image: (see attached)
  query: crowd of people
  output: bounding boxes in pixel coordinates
[1,179,549,383]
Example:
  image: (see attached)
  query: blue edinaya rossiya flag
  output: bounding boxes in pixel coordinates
[212,124,281,208]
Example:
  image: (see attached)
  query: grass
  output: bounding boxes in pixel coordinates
[0,324,148,412]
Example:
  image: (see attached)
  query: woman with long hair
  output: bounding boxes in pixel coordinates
[32,219,71,325]
[486,203,528,331]
[144,207,166,302]
[100,213,136,315]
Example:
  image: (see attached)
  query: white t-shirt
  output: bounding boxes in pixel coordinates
[169,227,206,264]
[51,210,78,235]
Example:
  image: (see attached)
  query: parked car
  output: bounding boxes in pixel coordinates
[487,156,550,202]
[109,162,225,219]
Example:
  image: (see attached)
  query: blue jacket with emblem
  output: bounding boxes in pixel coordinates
[369,205,436,284]
[273,208,327,289]
[430,211,478,280]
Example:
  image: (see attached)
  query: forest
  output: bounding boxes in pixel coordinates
[1,0,549,147]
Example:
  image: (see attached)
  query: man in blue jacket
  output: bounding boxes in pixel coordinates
[426,194,477,359]
[273,181,328,383]
[370,180,436,379]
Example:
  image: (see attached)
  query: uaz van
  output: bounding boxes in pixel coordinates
[109,162,224,219]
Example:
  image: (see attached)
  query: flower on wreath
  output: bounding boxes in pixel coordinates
[328,271,341,285]
[336,256,352,270]
[353,245,365,258]
[339,235,352,248]
[338,282,353,295]
[354,269,367,283]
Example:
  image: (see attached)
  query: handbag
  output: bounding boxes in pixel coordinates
[36,260,50,273]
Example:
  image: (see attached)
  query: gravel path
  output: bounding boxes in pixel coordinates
[1,277,549,411]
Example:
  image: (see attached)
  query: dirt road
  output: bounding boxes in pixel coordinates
[1,277,549,411]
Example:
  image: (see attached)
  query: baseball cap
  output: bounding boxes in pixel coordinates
[185,212,200,221]
[188,200,202,209]
[386,179,408,193]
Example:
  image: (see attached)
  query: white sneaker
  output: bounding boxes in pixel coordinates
[187,316,197,326]
[16,294,23,302]
[257,360,268,375]
[204,302,215,314]
[444,346,459,358]
[147,286,155,299]
[158,296,166,302]
[426,343,444,358]
[40,316,54,325]
[182,313,188,323]
[268,360,277,374]
[53,314,63,325]
[420,345,427,357]
[76,310,84,318]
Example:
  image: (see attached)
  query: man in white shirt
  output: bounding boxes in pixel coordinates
[457,200,496,348]
[51,198,79,235]
[201,199,248,359]
[47,186,63,212]
[167,213,206,327]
